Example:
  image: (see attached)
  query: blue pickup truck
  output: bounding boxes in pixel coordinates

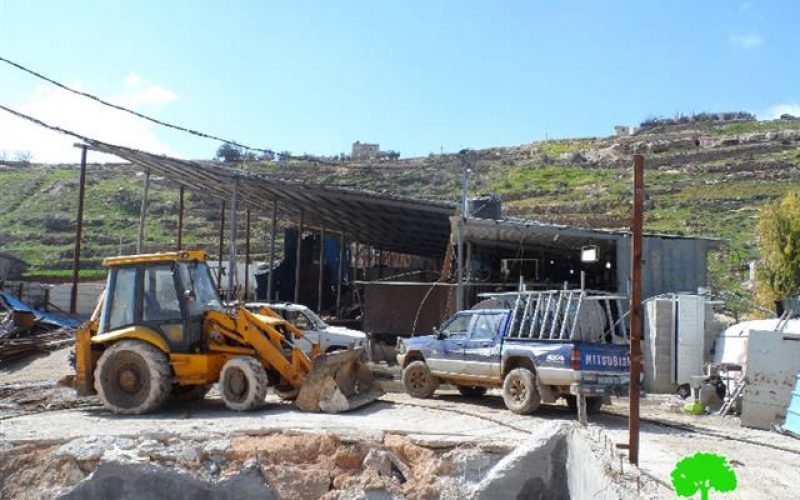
[396,290,631,415]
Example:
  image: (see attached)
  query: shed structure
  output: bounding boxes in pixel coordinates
[74,139,721,337]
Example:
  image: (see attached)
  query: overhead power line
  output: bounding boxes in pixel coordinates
[0,102,97,145]
[0,54,278,157]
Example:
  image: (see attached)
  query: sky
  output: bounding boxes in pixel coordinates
[0,0,798,163]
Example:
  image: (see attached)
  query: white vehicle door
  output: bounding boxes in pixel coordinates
[285,310,316,353]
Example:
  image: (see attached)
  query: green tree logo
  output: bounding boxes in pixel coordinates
[671,452,738,500]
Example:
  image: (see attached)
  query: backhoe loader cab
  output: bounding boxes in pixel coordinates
[75,251,382,415]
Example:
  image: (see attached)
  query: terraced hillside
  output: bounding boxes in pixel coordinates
[1,118,799,309]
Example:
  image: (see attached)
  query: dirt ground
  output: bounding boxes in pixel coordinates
[2,347,799,499]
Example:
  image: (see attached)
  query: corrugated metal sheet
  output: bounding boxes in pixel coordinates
[617,236,715,299]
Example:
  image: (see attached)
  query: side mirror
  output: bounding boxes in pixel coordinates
[183,289,196,303]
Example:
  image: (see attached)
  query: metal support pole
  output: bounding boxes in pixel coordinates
[136,169,150,254]
[228,180,239,301]
[318,224,326,312]
[177,185,184,250]
[336,231,345,318]
[628,154,645,466]
[456,219,464,311]
[378,249,384,279]
[70,145,87,314]
[353,242,360,280]
[244,208,251,301]
[267,200,277,301]
[294,210,304,304]
[217,202,225,288]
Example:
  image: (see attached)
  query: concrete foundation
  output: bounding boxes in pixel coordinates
[474,423,640,499]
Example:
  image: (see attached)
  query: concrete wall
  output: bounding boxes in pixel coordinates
[643,298,676,393]
[741,331,800,430]
[50,282,105,316]
[474,423,644,499]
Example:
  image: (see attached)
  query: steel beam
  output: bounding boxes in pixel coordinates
[69,145,87,314]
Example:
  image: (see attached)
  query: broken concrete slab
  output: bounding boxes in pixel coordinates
[57,461,276,500]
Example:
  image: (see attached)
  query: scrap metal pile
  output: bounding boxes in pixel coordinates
[0,292,81,363]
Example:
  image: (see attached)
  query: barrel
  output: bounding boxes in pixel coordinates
[785,371,800,436]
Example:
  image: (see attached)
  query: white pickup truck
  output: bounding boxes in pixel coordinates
[245,302,368,354]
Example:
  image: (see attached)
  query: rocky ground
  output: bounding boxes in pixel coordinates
[1,347,799,499]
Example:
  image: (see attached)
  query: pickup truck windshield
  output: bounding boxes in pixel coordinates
[303,309,328,330]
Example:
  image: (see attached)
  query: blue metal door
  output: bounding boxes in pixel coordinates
[462,312,505,379]
[426,312,474,375]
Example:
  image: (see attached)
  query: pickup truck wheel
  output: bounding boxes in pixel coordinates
[566,395,603,415]
[502,368,540,415]
[402,361,439,398]
[457,385,487,397]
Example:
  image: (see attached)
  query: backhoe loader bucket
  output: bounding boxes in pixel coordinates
[294,348,384,413]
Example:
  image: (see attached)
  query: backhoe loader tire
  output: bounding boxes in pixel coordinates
[171,383,212,401]
[402,361,439,399]
[94,340,172,415]
[220,357,268,411]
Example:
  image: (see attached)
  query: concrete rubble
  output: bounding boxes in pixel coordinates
[0,419,657,499]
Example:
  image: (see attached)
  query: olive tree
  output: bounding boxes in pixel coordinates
[755,191,800,309]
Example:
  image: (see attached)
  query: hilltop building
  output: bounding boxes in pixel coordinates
[351,141,400,161]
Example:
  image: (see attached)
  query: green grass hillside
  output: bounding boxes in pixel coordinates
[2,117,799,312]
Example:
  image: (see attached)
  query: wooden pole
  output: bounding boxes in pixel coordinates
[217,202,225,288]
[629,154,645,466]
[177,185,184,250]
[228,180,239,300]
[336,231,345,318]
[318,224,326,312]
[70,145,87,314]
[294,210,304,304]
[244,208,251,301]
[136,169,150,253]
[267,200,277,301]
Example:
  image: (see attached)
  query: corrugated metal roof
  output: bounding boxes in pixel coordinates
[82,141,457,258]
[457,216,722,252]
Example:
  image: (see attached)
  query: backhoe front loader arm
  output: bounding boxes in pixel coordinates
[204,308,312,388]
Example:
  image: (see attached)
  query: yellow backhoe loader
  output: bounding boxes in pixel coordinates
[74,250,382,414]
